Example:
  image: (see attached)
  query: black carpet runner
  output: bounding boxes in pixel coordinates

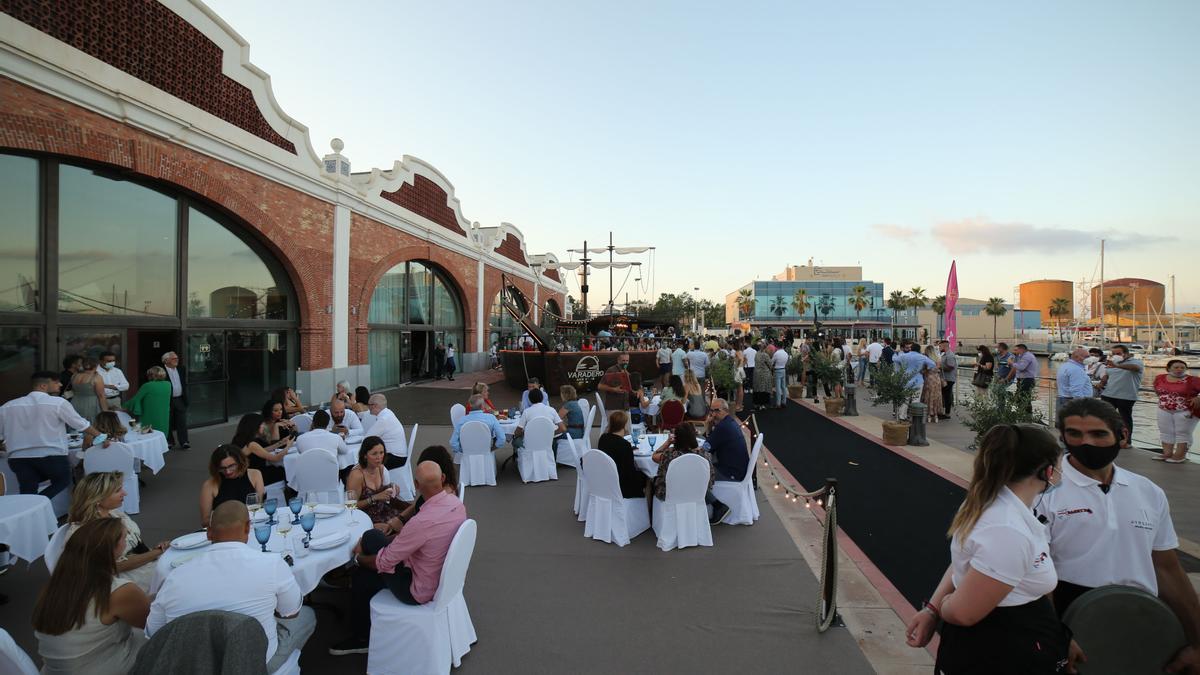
[751,401,966,609]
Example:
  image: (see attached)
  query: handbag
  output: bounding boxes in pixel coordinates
[972,369,992,388]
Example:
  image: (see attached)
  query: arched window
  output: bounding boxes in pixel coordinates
[489,290,527,350]
[368,260,464,389]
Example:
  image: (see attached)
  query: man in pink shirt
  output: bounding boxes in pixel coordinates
[331,460,467,655]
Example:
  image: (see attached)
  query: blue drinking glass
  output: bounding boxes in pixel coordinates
[288,497,303,525]
[263,498,278,525]
[648,436,658,452]
[254,523,272,552]
[299,511,317,547]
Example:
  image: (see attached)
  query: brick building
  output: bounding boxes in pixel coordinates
[0,0,566,425]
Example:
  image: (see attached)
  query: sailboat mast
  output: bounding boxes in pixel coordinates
[1172,274,1178,349]
[1099,239,1106,344]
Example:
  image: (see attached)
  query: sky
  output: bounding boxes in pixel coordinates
[206,0,1200,313]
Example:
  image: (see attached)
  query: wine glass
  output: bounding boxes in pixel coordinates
[648,435,658,453]
[344,489,358,511]
[304,491,319,512]
[263,498,278,525]
[300,511,317,547]
[246,494,260,518]
[288,497,303,525]
[277,516,292,540]
[253,523,272,553]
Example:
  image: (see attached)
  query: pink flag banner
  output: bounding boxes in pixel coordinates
[945,261,959,348]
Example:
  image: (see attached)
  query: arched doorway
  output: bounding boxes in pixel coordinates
[0,152,299,422]
[367,260,465,388]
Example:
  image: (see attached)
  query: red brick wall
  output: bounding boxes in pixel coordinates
[0,77,333,369]
[494,233,528,266]
[0,0,297,153]
[379,175,467,237]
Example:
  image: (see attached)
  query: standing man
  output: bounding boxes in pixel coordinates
[598,352,635,417]
[444,343,456,381]
[937,340,957,419]
[742,340,757,397]
[670,340,687,380]
[0,372,100,498]
[433,342,446,380]
[1005,343,1039,410]
[59,354,81,400]
[686,341,710,384]
[1099,344,1143,448]
[993,342,1013,383]
[865,337,883,386]
[1056,347,1093,411]
[771,340,789,409]
[1044,398,1200,673]
[894,340,936,395]
[98,351,130,410]
[162,351,189,450]
[655,341,672,389]
[880,337,895,366]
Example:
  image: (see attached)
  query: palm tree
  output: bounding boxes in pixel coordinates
[984,297,1008,342]
[886,290,907,336]
[1048,297,1071,342]
[792,288,811,318]
[1104,291,1133,341]
[849,285,869,323]
[907,287,928,310]
[931,294,947,339]
[769,295,787,317]
[737,288,756,320]
[817,293,836,318]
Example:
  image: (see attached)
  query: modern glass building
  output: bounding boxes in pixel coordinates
[732,279,919,339]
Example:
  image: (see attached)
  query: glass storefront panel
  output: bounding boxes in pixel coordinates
[58,165,177,316]
[187,208,289,319]
[185,331,226,426]
[60,329,123,364]
[369,264,406,325]
[433,276,462,328]
[0,155,38,312]
[369,330,401,390]
[0,327,40,404]
[407,262,431,326]
[225,330,291,416]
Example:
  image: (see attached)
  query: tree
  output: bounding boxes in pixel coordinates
[791,289,811,319]
[1104,291,1133,341]
[849,285,869,323]
[1048,297,1071,341]
[984,297,1008,342]
[907,287,928,310]
[769,295,787,317]
[736,288,756,320]
[931,294,947,339]
[886,290,907,329]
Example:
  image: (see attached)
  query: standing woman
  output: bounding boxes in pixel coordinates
[732,348,746,412]
[70,357,108,423]
[1152,359,1200,463]
[905,424,1072,674]
[974,345,995,391]
[857,338,869,385]
[125,366,170,433]
[921,346,944,425]
[753,344,773,412]
[444,343,457,381]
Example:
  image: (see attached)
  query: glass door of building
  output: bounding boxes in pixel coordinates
[185,331,226,426]
[400,331,414,383]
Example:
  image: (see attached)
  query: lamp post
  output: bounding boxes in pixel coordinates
[693,287,701,333]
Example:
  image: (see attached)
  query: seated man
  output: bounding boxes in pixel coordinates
[295,409,350,456]
[326,399,364,439]
[332,461,467,655]
[1044,397,1200,673]
[702,398,746,524]
[512,388,564,451]
[449,394,506,459]
[147,501,314,672]
[519,378,545,412]
[367,394,409,469]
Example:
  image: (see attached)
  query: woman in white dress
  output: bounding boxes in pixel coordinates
[65,472,169,593]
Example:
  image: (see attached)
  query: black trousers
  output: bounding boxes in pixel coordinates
[168,397,189,446]
[351,529,419,638]
[1101,395,1135,442]
[10,456,72,499]
[941,381,955,416]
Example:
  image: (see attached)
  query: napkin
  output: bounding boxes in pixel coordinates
[314,504,345,516]
[171,532,210,549]
[309,531,349,550]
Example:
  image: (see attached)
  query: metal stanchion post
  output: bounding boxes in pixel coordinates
[843,382,859,416]
[907,401,929,446]
[816,477,840,632]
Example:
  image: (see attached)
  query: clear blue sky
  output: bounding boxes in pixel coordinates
[208,0,1200,312]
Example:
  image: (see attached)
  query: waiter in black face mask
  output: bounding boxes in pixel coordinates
[1044,397,1200,674]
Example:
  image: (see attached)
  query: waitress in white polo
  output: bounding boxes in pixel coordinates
[906,424,1072,674]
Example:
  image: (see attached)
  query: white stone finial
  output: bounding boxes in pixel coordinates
[331,138,344,153]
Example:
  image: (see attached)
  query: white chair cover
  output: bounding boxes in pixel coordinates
[652,454,714,551]
[83,442,140,514]
[458,421,496,487]
[581,450,649,547]
[291,413,312,434]
[711,432,763,526]
[115,410,133,428]
[44,523,71,573]
[594,393,608,435]
[269,649,301,675]
[517,418,558,483]
[449,404,466,427]
[360,412,377,433]
[0,628,37,675]
[577,399,592,446]
[288,448,340,495]
[555,434,580,468]
[407,423,419,459]
[573,448,596,520]
[264,480,287,507]
[368,519,478,675]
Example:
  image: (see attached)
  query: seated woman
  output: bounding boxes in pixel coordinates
[232,413,292,487]
[33,518,150,675]
[351,386,372,414]
[270,386,306,418]
[596,411,648,499]
[66,472,168,593]
[199,445,265,526]
[466,382,498,414]
[660,375,685,402]
[125,366,170,434]
[331,380,353,406]
[84,411,127,451]
[651,423,714,501]
[261,400,296,443]
[558,385,586,441]
[344,436,409,532]
[375,446,460,537]
[683,370,708,419]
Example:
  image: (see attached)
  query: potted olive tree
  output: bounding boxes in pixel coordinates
[786,352,806,400]
[872,361,919,445]
[960,379,1046,449]
[709,355,737,402]
[810,351,845,415]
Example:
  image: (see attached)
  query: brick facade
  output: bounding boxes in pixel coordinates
[379,174,467,237]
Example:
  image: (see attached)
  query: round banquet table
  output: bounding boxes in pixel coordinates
[0,494,58,562]
[70,430,170,474]
[497,416,520,440]
[628,433,669,478]
[150,507,372,595]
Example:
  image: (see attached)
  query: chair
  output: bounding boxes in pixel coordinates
[360,411,377,433]
[291,413,312,434]
[44,523,71,573]
[711,432,764,526]
[115,410,133,428]
[517,418,558,483]
[264,481,287,507]
[406,423,419,460]
[577,398,592,443]
[581,450,649,546]
[555,433,580,468]
[84,442,140,514]
[594,392,608,435]
[288,448,341,495]
[0,628,37,675]
[556,404,596,468]
[130,610,270,675]
[573,448,596,521]
[449,404,466,427]
[659,399,685,432]
[458,421,497,487]
[368,519,479,675]
[652,454,714,551]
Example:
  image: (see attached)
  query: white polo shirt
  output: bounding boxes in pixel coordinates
[951,487,1057,607]
[1042,460,1177,595]
[518,402,562,430]
[866,342,884,364]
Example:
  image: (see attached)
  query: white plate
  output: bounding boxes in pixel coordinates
[310,531,349,550]
[314,504,346,519]
[251,509,268,522]
[170,532,211,550]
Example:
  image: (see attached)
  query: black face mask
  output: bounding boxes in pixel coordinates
[1063,436,1120,470]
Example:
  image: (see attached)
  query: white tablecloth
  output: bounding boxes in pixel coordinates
[627,434,668,478]
[150,508,371,595]
[70,430,170,474]
[498,417,520,440]
[0,494,58,562]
